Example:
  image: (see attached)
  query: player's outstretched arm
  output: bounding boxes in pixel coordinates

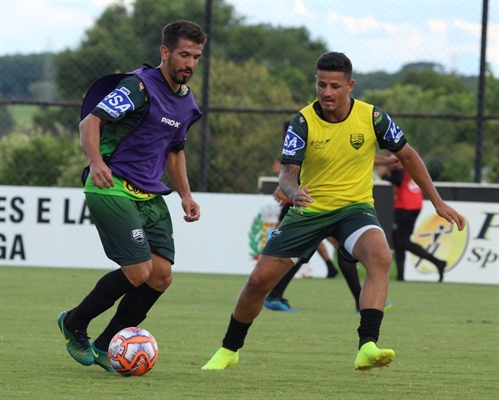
[394,144,465,231]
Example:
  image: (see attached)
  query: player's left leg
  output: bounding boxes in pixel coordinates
[351,227,395,372]
[91,196,173,371]
[91,255,170,371]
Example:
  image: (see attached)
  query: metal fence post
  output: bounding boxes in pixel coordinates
[198,0,213,192]
[474,0,489,183]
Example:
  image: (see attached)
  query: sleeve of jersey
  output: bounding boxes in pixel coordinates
[373,106,407,152]
[281,114,307,166]
[91,76,146,123]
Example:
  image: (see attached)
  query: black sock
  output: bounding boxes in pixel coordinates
[266,260,303,300]
[65,268,135,333]
[357,308,384,349]
[222,314,253,352]
[337,257,362,311]
[325,259,338,278]
[94,283,164,351]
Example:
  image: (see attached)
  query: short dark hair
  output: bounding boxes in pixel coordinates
[316,52,353,81]
[162,20,207,50]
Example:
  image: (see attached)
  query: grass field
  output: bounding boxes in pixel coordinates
[7,105,39,131]
[0,266,497,400]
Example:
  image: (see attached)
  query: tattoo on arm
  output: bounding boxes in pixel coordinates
[279,164,301,199]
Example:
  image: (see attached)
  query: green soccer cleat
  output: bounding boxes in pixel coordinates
[201,347,239,370]
[57,311,94,366]
[354,341,395,373]
[91,342,115,372]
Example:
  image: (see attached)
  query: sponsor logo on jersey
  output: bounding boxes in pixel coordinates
[383,114,404,143]
[412,214,469,275]
[310,138,331,149]
[161,117,182,128]
[350,133,364,150]
[123,180,155,199]
[97,87,135,118]
[282,127,305,156]
[131,228,145,245]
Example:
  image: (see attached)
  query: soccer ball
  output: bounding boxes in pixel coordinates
[108,327,158,377]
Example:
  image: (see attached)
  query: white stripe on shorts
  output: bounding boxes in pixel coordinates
[344,225,383,258]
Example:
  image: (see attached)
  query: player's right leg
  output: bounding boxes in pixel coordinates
[57,194,150,367]
[202,255,295,370]
[203,208,323,370]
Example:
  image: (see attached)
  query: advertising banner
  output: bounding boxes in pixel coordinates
[1,186,497,284]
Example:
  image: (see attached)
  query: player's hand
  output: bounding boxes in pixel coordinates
[90,160,114,189]
[435,203,466,231]
[290,186,314,215]
[273,186,288,206]
[181,196,200,222]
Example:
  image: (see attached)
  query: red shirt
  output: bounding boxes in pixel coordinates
[393,169,423,210]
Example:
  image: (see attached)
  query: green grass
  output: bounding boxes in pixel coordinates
[7,105,39,131]
[0,266,497,400]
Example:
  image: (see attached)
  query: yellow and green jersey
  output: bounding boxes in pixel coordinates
[281,98,407,213]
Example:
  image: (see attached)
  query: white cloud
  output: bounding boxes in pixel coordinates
[294,0,310,16]
[454,19,482,38]
[0,1,99,55]
[342,15,379,34]
[326,12,339,23]
[428,19,447,34]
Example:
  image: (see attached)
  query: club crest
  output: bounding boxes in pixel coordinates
[131,228,145,245]
[350,133,364,150]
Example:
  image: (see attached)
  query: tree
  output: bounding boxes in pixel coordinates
[0,53,56,100]
[0,132,86,187]
[53,0,326,106]
[0,105,14,137]
[173,57,299,193]
[361,82,477,181]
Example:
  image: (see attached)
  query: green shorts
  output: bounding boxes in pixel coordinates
[85,193,175,266]
[262,203,382,263]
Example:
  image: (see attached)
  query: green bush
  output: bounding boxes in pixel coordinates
[0,132,86,187]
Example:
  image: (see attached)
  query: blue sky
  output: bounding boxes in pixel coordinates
[1,0,497,76]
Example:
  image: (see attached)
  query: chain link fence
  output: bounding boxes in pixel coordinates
[1,0,498,192]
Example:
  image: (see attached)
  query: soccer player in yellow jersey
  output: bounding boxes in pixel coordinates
[202,52,466,372]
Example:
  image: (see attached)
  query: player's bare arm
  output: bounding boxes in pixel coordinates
[395,144,465,231]
[374,154,401,169]
[79,114,114,189]
[166,150,200,222]
[279,164,313,214]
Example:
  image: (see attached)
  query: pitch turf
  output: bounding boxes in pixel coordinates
[0,266,497,399]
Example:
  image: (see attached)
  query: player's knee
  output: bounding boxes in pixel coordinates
[152,274,172,292]
[365,250,392,275]
[246,272,273,295]
[122,261,153,286]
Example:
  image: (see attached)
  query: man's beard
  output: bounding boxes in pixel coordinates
[173,69,192,84]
